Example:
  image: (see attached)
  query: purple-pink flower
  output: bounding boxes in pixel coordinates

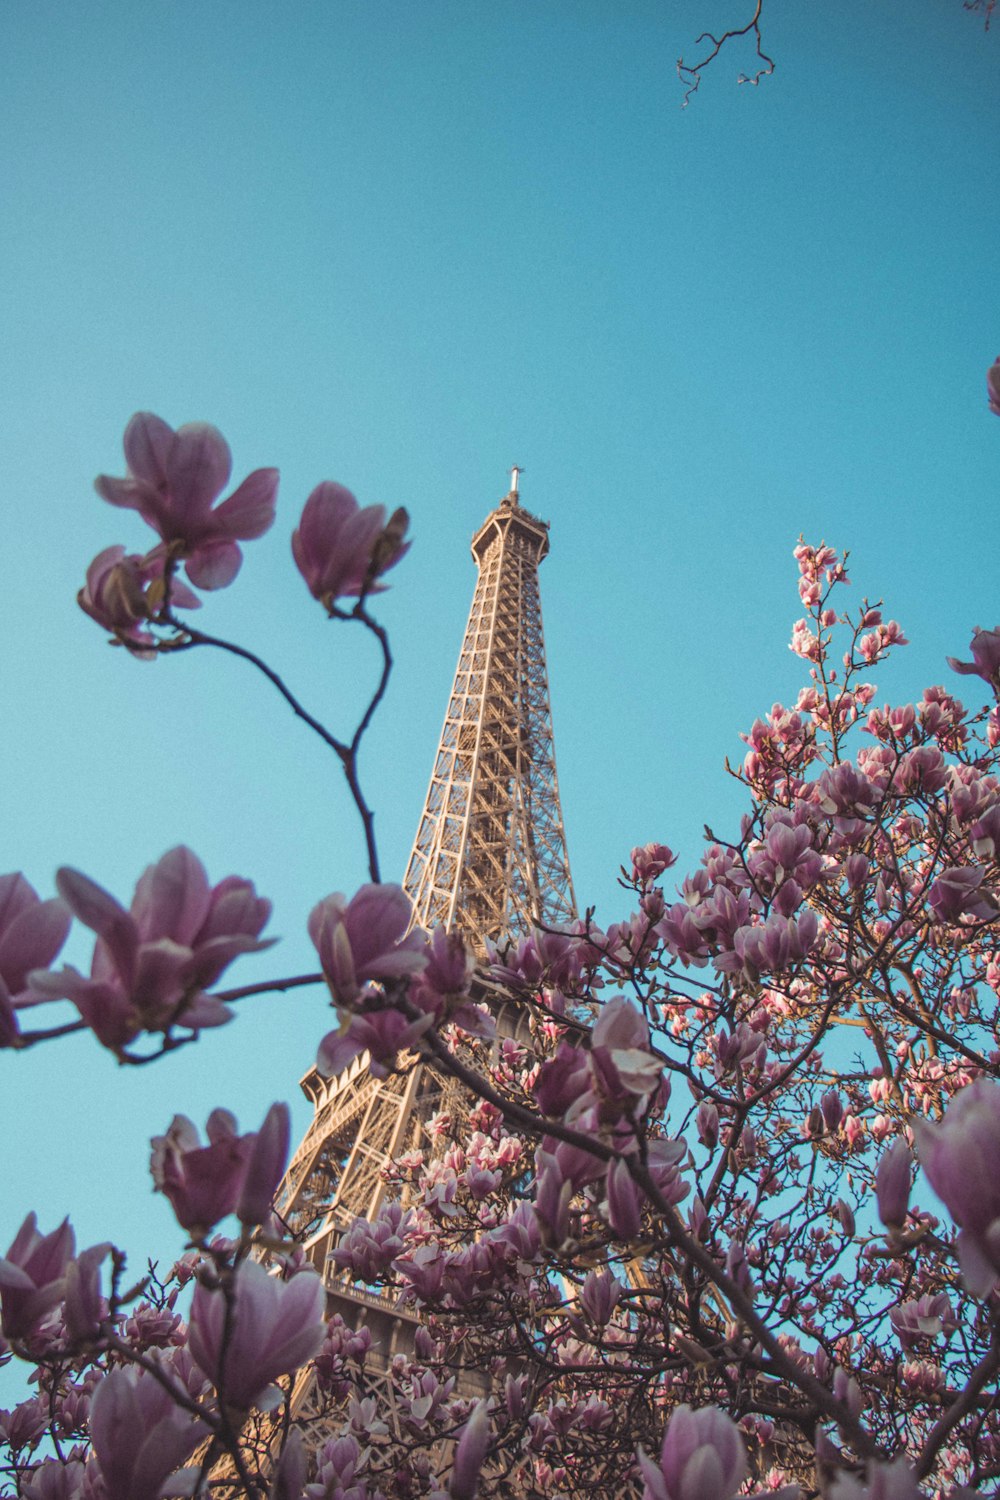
[30,847,272,1054]
[874,1138,912,1233]
[0,873,71,1048]
[947,627,1000,693]
[187,1257,326,1410]
[308,884,427,1006]
[631,843,677,883]
[988,356,1000,417]
[78,545,200,652]
[0,1213,75,1341]
[913,1078,1000,1295]
[95,412,278,590]
[450,1399,490,1500]
[88,1364,207,1500]
[292,482,410,610]
[150,1102,290,1237]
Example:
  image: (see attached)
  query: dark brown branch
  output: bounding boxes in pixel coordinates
[677,0,775,107]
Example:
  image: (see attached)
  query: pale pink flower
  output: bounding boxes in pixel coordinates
[88,1364,207,1500]
[0,1213,75,1341]
[913,1078,1000,1294]
[829,1458,921,1500]
[188,1258,326,1409]
[450,1399,490,1500]
[637,1404,748,1500]
[95,412,278,589]
[889,1292,956,1351]
[30,848,272,1053]
[292,482,410,609]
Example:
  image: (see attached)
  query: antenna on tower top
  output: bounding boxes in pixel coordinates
[509,464,524,497]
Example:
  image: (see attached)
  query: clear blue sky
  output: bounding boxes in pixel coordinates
[1,0,997,1351]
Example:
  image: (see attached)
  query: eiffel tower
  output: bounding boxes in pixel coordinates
[275,469,576,1439]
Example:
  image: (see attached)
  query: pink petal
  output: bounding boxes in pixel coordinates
[0,873,36,932]
[166,422,232,517]
[0,897,72,994]
[185,539,243,589]
[122,412,174,484]
[212,468,279,540]
[56,868,137,983]
[132,847,211,947]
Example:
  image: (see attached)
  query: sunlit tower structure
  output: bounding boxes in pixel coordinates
[276,469,576,1425]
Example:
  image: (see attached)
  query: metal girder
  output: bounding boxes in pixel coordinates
[403,488,576,954]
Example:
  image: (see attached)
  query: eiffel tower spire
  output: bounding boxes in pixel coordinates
[403,472,576,952]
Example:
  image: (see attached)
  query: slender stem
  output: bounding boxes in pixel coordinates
[162,615,385,882]
[164,618,351,762]
[214,972,325,1003]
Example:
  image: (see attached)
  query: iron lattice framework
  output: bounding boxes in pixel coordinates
[271,476,576,1453]
[403,481,576,953]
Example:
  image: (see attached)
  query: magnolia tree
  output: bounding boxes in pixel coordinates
[2,366,1000,1500]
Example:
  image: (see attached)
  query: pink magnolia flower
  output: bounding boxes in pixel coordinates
[631,843,677,883]
[947,627,1000,693]
[77,545,201,652]
[0,872,72,1047]
[62,1241,112,1344]
[88,1364,207,1500]
[292,482,410,609]
[95,412,278,589]
[450,1399,490,1500]
[889,1292,956,1352]
[188,1257,326,1410]
[987,356,1000,417]
[308,884,427,1006]
[913,1078,1000,1294]
[638,1404,748,1500]
[30,847,272,1053]
[150,1101,290,1236]
[829,1458,921,1500]
[874,1138,912,1232]
[927,866,997,924]
[0,1213,75,1341]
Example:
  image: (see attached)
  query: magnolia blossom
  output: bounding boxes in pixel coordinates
[0,873,71,1047]
[88,1364,207,1500]
[947,627,1000,693]
[637,1404,748,1500]
[631,843,677,883]
[913,1078,1000,1294]
[874,1138,912,1232]
[889,1293,956,1352]
[150,1102,290,1236]
[95,411,278,589]
[0,1213,75,1341]
[30,847,272,1053]
[309,884,427,1007]
[292,481,410,608]
[450,1399,490,1500]
[188,1257,326,1409]
[77,544,200,651]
